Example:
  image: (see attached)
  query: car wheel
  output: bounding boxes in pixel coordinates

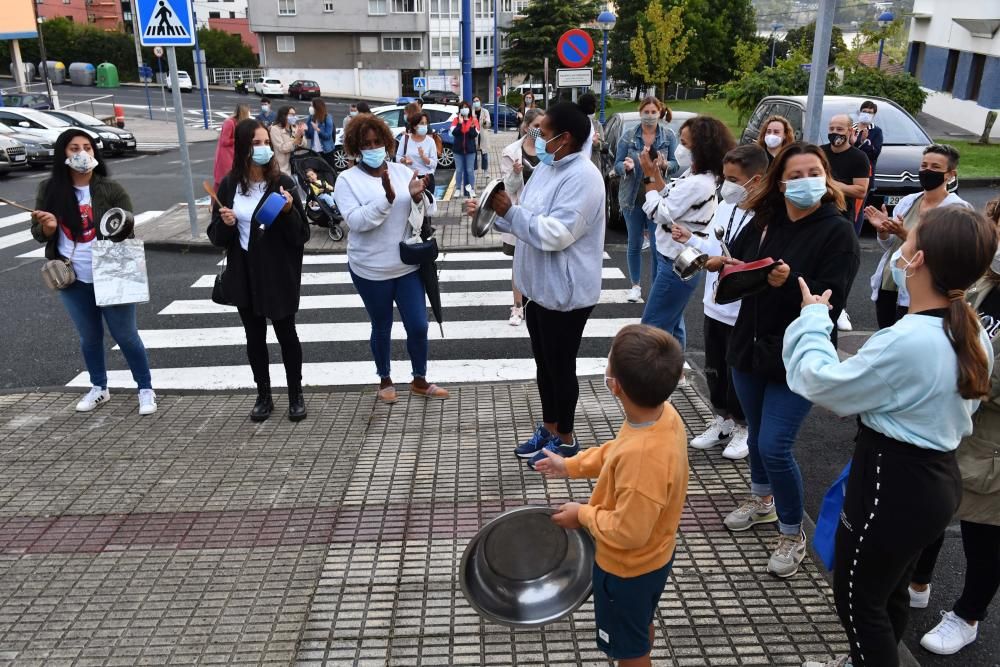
[331,148,351,171]
[438,147,454,169]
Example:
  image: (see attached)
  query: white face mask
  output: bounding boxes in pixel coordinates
[763,133,783,149]
[675,145,691,163]
[858,111,874,124]
[460,108,470,117]
[66,151,99,174]
[720,178,752,205]
[308,106,315,116]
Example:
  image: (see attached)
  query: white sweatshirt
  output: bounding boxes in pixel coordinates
[643,170,719,260]
[686,200,754,327]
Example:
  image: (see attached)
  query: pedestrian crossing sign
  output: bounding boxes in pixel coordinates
[137,0,195,47]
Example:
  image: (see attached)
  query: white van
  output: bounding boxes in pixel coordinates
[512,83,553,100]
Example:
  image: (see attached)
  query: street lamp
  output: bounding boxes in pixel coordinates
[876,11,895,70]
[597,10,616,124]
[770,21,783,67]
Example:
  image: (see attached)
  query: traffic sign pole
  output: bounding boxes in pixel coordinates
[166,46,199,239]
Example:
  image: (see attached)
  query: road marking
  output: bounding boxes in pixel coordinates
[191,266,627,288]
[250,250,614,266]
[158,288,640,315]
[67,357,614,390]
[13,210,162,258]
[0,229,34,251]
[0,212,32,230]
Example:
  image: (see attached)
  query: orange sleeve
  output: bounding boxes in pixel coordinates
[564,444,607,479]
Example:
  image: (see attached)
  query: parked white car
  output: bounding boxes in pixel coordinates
[0,107,105,151]
[254,77,284,97]
[166,71,193,92]
[0,133,29,175]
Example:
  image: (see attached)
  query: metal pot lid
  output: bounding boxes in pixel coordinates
[471,178,506,238]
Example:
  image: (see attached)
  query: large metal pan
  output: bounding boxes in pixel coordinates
[471,178,506,238]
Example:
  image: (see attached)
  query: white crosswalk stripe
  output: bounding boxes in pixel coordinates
[70,252,645,390]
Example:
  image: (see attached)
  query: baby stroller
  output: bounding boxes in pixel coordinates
[291,149,345,242]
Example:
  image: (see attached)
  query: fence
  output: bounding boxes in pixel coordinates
[209,68,264,86]
[60,94,118,123]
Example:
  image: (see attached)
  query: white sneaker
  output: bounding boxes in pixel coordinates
[722,425,749,459]
[75,386,110,412]
[627,285,642,303]
[909,584,931,608]
[920,610,978,655]
[691,416,734,449]
[837,309,853,331]
[508,305,524,327]
[466,184,476,197]
[768,530,807,578]
[802,657,851,667]
[138,389,157,416]
[641,237,651,250]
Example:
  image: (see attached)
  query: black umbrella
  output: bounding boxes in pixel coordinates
[418,215,444,337]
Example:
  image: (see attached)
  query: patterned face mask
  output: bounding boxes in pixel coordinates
[66,151,99,174]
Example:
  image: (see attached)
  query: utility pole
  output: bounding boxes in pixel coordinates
[461,0,473,101]
[31,6,58,109]
[803,0,835,144]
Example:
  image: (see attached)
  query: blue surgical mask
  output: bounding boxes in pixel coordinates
[361,147,386,168]
[251,145,273,165]
[782,176,827,209]
[287,114,297,125]
[473,101,481,109]
[534,132,565,166]
[416,124,428,136]
[890,247,915,295]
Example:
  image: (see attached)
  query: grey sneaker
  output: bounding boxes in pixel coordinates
[803,656,851,667]
[723,496,778,531]
[769,530,807,578]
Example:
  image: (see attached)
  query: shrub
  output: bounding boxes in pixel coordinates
[838,66,927,116]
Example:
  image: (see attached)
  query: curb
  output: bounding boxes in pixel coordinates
[960,177,1000,189]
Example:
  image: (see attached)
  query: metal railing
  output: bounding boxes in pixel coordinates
[209,68,265,86]
[59,94,118,124]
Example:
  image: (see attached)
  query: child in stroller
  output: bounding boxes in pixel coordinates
[291,151,345,241]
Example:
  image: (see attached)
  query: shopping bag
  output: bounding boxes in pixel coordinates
[92,239,150,306]
[813,461,851,571]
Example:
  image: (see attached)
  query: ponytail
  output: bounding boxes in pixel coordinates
[916,206,998,400]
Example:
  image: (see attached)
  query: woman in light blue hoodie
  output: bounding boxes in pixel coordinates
[786,206,997,667]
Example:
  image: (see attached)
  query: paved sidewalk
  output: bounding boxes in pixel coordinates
[0,380,850,666]
[125,118,219,154]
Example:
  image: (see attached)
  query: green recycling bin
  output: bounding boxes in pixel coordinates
[95,62,119,88]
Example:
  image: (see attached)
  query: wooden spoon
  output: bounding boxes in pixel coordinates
[0,197,35,213]
[202,180,223,208]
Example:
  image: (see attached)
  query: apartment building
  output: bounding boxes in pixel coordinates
[36,0,123,31]
[248,0,527,101]
[193,0,249,27]
[906,0,1000,138]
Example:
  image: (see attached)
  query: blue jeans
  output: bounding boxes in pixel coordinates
[731,368,813,536]
[622,205,658,286]
[453,152,476,193]
[640,254,700,350]
[59,280,152,390]
[349,267,428,379]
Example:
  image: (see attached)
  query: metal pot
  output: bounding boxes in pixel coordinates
[673,246,709,281]
[98,207,134,242]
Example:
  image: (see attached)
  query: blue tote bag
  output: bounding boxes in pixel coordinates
[813,461,851,571]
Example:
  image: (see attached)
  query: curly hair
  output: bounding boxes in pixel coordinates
[756,115,795,150]
[342,113,396,158]
[680,115,735,183]
[743,142,846,227]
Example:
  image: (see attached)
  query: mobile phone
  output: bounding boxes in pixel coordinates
[648,146,658,161]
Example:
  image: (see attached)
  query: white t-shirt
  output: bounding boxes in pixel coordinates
[232,181,267,250]
[395,134,438,176]
[57,186,96,283]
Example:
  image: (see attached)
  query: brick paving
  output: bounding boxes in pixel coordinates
[0,380,851,666]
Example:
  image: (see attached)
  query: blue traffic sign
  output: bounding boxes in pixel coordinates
[413,77,427,91]
[137,0,195,47]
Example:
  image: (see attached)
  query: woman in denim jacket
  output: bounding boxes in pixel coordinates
[614,96,677,302]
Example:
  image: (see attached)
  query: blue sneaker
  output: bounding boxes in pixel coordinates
[514,423,553,459]
[527,437,580,470]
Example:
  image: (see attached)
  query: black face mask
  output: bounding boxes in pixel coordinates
[918,169,947,191]
[828,133,848,147]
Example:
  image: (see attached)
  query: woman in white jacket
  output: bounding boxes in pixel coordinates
[269,105,305,177]
[499,109,543,326]
[865,144,970,329]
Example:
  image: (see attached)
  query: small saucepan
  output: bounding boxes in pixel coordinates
[673,246,709,281]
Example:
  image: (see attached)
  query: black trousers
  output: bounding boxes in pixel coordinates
[524,300,594,436]
[703,316,744,421]
[875,289,908,330]
[911,521,1000,622]
[237,307,303,388]
[833,424,961,667]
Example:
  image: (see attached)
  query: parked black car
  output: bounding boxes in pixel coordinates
[1,92,53,110]
[421,89,460,105]
[599,110,696,227]
[740,95,948,212]
[44,109,137,155]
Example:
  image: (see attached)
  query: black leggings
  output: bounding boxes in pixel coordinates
[237,307,303,387]
[833,424,960,667]
[524,300,594,436]
[703,316,744,421]
[875,289,908,329]
[911,521,1000,622]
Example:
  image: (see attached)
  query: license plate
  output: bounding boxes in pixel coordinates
[126,141,136,146]
[886,195,903,206]
[12,155,25,161]
[47,149,54,156]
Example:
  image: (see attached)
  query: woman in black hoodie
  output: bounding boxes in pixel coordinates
[712,142,860,578]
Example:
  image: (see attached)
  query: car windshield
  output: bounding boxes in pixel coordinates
[820,101,929,146]
[64,111,103,125]
[31,113,69,127]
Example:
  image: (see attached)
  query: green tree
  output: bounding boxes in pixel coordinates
[733,36,768,75]
[630,2,690,96]
[608,0,652,99]
[667,0,757,87]
[501,0,603,79]
[838,67,927,116]
[782,22,847,66]
[720,45,836,124]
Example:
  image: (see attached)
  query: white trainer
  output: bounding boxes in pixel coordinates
[920,610,978,655]
[837,309,853,331]
[802,657,851,667]
[641,235,651,250]
[138,389,157,415]
[627,285,642,303]
[768,530,807,578]
[722,425,749,459]
[909,583,931,608]
[508,305,524,327]
[75,386,110,412]
[691,416,734,449]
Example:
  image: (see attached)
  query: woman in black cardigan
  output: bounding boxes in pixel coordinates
[208,119,310,421]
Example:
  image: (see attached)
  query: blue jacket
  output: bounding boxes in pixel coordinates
[305,115,335,153]
[256,110,276,126]
[614,123,678,212]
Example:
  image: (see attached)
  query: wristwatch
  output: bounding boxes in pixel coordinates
[642,176,653,184]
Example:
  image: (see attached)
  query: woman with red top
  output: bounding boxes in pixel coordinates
[214,103,251,189]
[451,100,480,198]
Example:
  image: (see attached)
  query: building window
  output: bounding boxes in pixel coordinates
[475,35,493,57]
[276,35,295,52]
[360,35,379,52]
[391,0,422,12]
[432,36,459,58]
[369,0,386,14]
[229,11,236,17]
[502,0,529,12]
[970,53,986,100]
[208,11,220,18]
[383,36,423,52]
[323,0,334,10]
[943,49,960,93]
[430,0,458,18]
[278,0,295,16]
[475,0,493,18]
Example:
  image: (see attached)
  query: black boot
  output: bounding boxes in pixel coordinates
[288,384,307,422]
[250,382,274,422]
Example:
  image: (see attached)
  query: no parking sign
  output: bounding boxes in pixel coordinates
[556,29,594,68]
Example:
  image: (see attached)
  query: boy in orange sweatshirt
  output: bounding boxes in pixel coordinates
[535,323,688,667]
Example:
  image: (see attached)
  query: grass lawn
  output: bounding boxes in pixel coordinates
[603,97,743,136]
[934,140,1000,180]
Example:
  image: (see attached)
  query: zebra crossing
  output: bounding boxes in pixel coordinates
[67,250,649,391]
[0,208,165,259]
